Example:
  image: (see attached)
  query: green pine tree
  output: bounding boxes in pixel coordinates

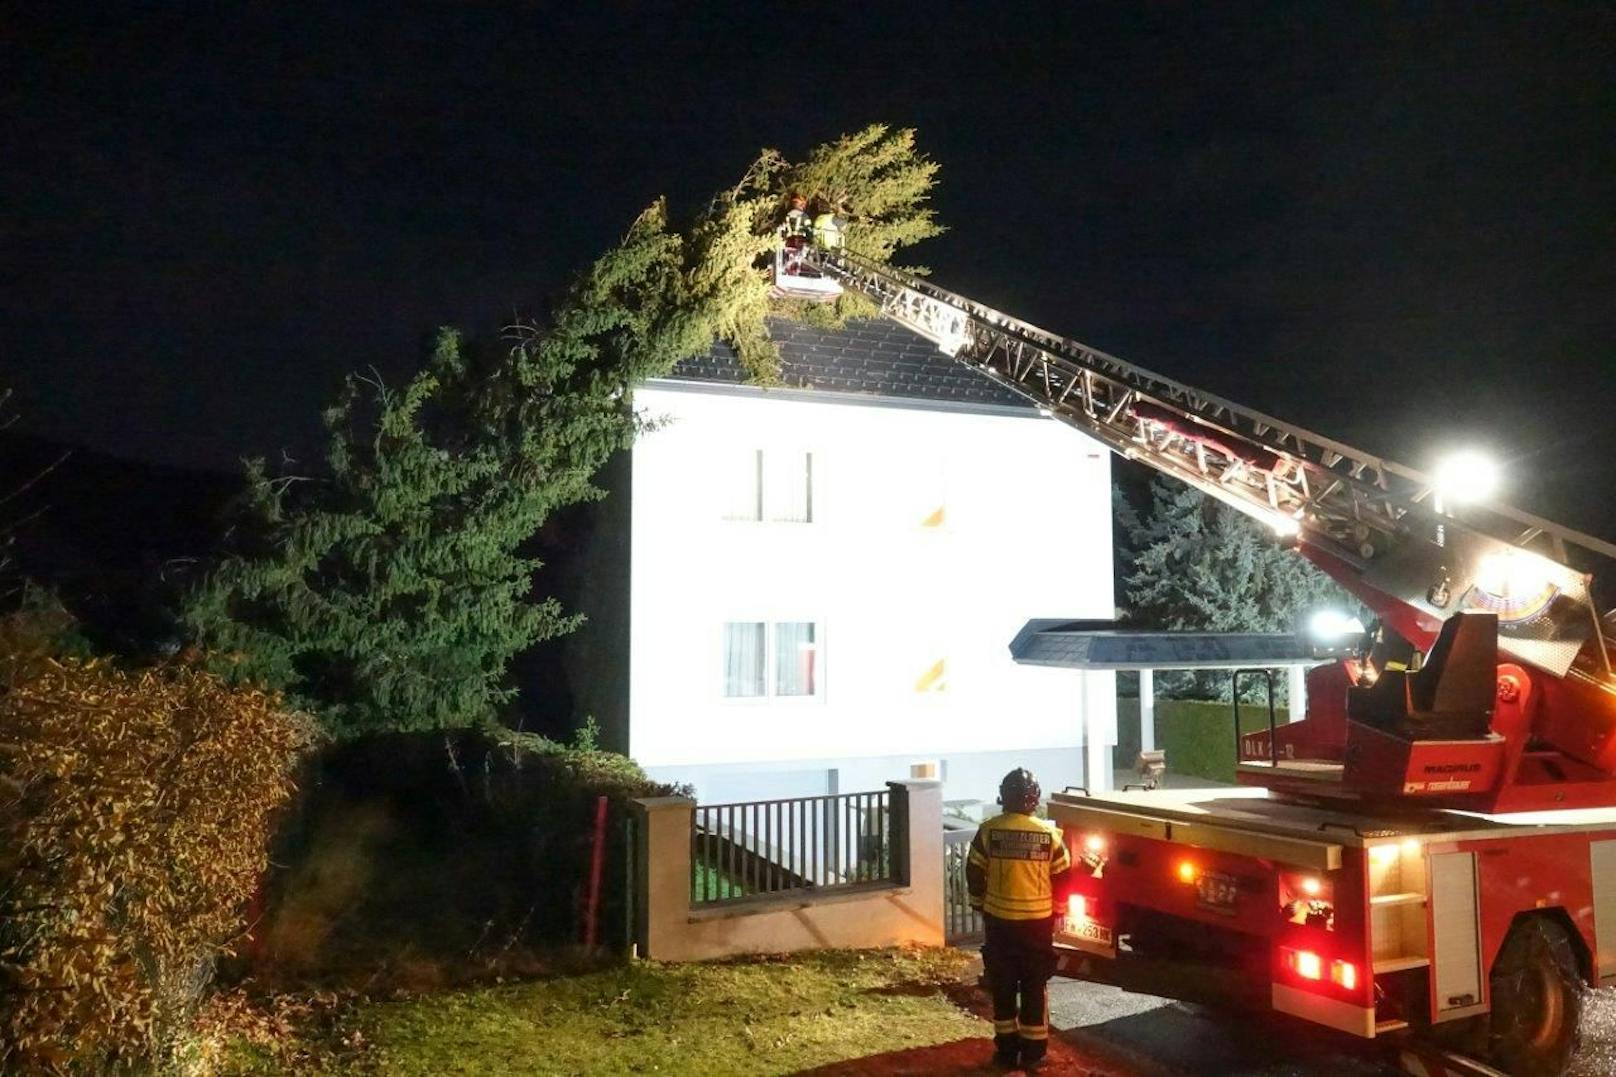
[185,204,699,736]
[1117,475,1364,700]
[185,125,944,738]
[723,124,944,380]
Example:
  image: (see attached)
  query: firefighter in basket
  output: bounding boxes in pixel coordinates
[769,193,844,302]
[776,192,813,274]
[966,768,1071,1071]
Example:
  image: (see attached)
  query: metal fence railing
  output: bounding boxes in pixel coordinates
[690,790,892,906]
[942,827,983,943]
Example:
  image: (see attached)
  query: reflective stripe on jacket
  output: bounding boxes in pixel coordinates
[966,811,1071,920]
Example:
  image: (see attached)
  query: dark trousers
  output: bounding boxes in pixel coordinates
[982,913,1056,1061]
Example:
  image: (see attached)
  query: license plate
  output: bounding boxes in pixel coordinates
[1063,917,1114,948]
[1195,871,1240,915]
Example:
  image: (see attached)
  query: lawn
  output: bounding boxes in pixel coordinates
[203,947,985,1076]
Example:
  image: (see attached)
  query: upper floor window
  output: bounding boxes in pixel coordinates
[723,450,814,523]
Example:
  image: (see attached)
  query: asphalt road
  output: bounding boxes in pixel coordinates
[1048,979,1616,1076]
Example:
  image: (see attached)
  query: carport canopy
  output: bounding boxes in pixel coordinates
[1008,620,1323,792]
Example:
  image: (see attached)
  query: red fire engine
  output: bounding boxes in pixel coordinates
[815,247,1616,1076]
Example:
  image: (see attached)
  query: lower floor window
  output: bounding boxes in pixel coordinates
[723,621,820,698]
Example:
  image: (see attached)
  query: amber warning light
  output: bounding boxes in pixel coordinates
[1284,947,1357,991]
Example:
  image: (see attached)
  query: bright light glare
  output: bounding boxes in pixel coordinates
[1473,550,1553,601]
[1370,844,1400,866]
[1177,860,1197,884]
[1271,514,1301,537]
[1308,610,1365,643]
[1401,839,1422,857]
[1300,876,1323,897]
[1433,450,1500,504]
[1068,894,1087,921]
[1084,833,1107,855]
[1294,950,1324,980]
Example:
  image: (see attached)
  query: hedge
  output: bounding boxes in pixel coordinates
[0,616,311,1071]
[1116,697,1289,783]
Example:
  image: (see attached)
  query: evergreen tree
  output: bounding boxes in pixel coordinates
[1117,475,1363,699]
[726,124,944,380]
[184,126,943,737]
[186,206,700,736]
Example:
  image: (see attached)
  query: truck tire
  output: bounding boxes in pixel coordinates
[1487,916,1583,1077]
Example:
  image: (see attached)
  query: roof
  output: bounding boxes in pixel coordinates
[1009,619,1318,670]
[666,317,1034,410]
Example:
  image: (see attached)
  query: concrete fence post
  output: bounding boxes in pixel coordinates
[887,778,943,942]
[630,795,695,960]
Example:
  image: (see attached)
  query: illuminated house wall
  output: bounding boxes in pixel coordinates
[626,342,1116,808]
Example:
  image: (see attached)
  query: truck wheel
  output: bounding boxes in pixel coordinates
[1488,917,1584,1077]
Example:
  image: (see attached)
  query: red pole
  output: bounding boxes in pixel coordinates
[583,795,609,949]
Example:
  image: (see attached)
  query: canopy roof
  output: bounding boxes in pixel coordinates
[1010,619,1318,671]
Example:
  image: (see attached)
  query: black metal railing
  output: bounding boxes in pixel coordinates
[690,790,892,906]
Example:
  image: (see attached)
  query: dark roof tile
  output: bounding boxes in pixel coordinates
[665,317,1032,410]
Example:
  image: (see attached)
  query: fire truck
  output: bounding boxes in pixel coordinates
[805,248,1616,1076]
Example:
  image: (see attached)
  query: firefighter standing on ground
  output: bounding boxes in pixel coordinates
[967,769,1071,1070]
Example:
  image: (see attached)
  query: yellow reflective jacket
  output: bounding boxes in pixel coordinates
[966,811,1071,920]
[811,212,844,249]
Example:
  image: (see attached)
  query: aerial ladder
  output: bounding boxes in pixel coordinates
[801,246,1616,1076]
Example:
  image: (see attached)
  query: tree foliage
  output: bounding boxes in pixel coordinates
[1116,476,1364,699]
[183,124,943,738]
[0,616,309,1072]
[759,124,945,353]
[782,124,943,266]
[185,204,700,736]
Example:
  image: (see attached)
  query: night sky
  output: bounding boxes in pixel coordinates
[5,6,1614,533]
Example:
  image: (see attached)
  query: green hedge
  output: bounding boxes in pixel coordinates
[1116,698,1289,783]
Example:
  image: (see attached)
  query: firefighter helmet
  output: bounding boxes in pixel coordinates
[998,768,1041,813]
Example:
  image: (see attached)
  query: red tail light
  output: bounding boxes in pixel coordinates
[1289,948,1323,980]
[1331,960,1358,990]
[1067,894,1087,920]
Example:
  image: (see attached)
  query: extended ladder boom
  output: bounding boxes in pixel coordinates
[815,248,1615,685]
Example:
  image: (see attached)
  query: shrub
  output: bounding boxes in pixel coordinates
[0,616,311,1071]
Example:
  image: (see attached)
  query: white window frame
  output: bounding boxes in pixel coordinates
[719,619,825,702]
[720,448,815,524]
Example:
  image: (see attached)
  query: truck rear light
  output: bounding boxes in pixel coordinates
[1068,894,1087,921]
[1176,859,1197,884]
[1083,833,1107,854]
[1286,947,1324,980]
[1331,959,1357,990]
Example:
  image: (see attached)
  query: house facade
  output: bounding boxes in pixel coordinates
[566,318,1117,810]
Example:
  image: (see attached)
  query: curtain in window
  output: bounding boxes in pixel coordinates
[722,622,766,697]
[722,450,762,521]
[774,622,817,696]
[764,451,813,523]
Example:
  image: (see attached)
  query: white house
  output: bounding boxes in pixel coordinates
[561,317,1116,809]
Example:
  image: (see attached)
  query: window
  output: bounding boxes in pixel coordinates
[722,450,813,522]
[722,622,766,697]
[764,451,813,523]
[722,621,821,698]
[774,622,818,696]
[722,451,763,522]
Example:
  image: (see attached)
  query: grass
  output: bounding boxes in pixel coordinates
[204,947,983,1076]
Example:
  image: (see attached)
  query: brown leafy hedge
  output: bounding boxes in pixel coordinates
[0,619,311,1071]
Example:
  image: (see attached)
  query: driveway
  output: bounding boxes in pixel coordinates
[1049,978,1616,1076]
